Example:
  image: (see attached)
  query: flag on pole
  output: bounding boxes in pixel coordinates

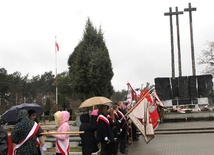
[55,41,59,52]
[142,88,160,130]
[128,98,154,144]
[126,83,138,105]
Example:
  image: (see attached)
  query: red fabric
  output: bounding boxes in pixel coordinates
[36,139,40,147]
[127,83,138,101]
[55,42,59,51]
[8,135,13,155]
[97,115,110,125]
[56,141,69,155]
[13,123,40,155]
[149,108,159,130]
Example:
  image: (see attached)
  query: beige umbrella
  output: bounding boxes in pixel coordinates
[79,96,112,108]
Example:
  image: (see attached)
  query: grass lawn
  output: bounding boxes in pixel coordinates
[47,147,82,152]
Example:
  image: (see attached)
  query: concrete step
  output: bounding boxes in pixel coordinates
[155,129,214,134]
[163,112,214,123]
[136,127,214,135]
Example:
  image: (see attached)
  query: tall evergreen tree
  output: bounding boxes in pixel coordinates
[68,18,114,101]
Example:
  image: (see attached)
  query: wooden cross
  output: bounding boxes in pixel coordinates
[164,7,175,78]
[184,3,197,76]
[164,7,183,78]
[175,7,183,77]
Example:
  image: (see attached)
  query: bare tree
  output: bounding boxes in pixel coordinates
[198,41,214,76]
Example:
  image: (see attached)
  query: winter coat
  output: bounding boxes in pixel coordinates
[117,109,128,135]
[53,111,70,154]
[79,114,99,155]
[96,113,113,143]
[0,125,8,155]
[11,110,43,155]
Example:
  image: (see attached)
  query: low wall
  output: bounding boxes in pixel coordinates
[163,111,214,122]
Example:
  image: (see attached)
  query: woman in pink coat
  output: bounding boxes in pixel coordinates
[51,111,70,155]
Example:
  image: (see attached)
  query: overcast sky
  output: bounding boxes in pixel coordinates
[0,0,213,91]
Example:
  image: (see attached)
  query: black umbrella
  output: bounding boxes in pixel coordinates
[1,103,44,122]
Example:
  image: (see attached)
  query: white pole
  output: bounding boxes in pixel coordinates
[55,36,58,111]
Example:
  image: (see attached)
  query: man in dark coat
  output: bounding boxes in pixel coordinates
[117,101,128,154]
[0,124,8,155]
[12,109,43,155]
[97,105,113,155]
[79,113,99,155]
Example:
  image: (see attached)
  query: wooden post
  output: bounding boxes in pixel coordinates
[175,7,183,77]
[164,7,175,78]
[184,3,197,76]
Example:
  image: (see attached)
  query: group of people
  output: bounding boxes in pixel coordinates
[79,101,137,155]
[0,101,140,155]
[0,109,71,155]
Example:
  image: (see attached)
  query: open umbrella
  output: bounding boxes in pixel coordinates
[79,96,112,108]
[1,103,44,122]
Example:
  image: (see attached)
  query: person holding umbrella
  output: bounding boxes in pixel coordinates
[96,104,113,155]
[28,109,47,155]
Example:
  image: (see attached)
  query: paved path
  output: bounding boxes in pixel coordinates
[156,120,214,130]
[127,133,214,155]
[127,121,214,155]
[44,121,214,155]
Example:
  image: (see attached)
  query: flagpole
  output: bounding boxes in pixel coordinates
[55,36,58,111]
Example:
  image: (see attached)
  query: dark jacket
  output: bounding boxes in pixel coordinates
[79,114,99,155]
[96,113,113,143]
[0,125,8,155]
[117,109,128,134]
[11,110,43,155]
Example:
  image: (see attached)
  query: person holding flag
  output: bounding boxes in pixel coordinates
[117,101,128,154]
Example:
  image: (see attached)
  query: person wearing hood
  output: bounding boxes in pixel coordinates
[79,113,99,155]
[11,109,43,155]
[50,111,70,155]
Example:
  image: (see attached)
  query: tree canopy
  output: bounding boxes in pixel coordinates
[68,18,114,101]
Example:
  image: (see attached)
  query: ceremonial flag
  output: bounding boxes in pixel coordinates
[152,90,164,107]
[128,98,154,143]
[55,41,59,52]
[142,88,160,130]
[126,83,138,104]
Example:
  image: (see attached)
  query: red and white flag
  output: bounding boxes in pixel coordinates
[55,41,59,52]
[128,98,154,143]
[126,83,139,106]
[142,89,160,130]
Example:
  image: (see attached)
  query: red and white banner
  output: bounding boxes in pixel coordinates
[13,122,40,155]
[128,98,154,143]
[56,139,69,155]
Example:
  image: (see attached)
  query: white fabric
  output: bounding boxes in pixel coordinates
[132,98,147,120]
[37,138,46,155]
[57,138,69,155]
[13,122,38,155]
[128,99,154,143]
